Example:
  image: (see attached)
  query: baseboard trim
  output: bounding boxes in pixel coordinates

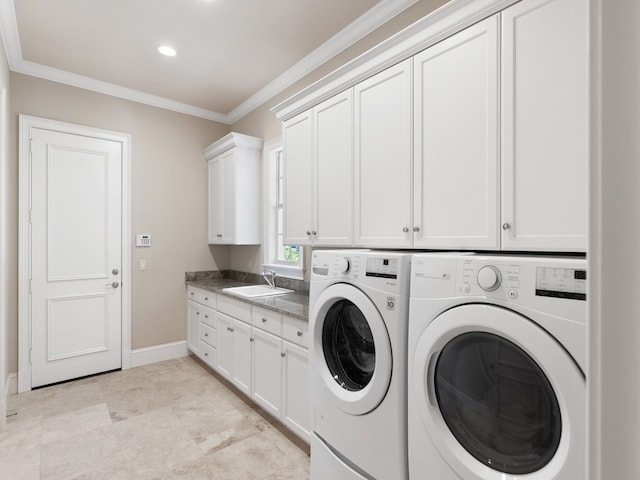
[131,341,189,368]
[2,373,16,428]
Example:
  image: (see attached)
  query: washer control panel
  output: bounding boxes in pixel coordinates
[311,251,406,284]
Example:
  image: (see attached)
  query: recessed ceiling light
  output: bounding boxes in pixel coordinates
[158,45,176,57]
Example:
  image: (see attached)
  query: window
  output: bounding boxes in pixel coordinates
[264,144,303,279]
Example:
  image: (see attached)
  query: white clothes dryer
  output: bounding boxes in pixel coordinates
[408,253,587,480]
[309,250,413,480]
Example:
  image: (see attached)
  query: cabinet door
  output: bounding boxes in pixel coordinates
[501,0,588,251]
[187,300,200,355]
[314,90,353,246]
[231,317,252,397]
[251,327,282,418]
[216,313,233,381]
[354,59,413,247]
[283,111,314,245]
[220,148,237,244]
[207,157,222,244]
[414,16,499,249]
[281,340,311,442]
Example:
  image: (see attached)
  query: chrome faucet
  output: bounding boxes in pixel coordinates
[260,269,277,289]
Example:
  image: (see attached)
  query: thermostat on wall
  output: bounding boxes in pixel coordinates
[136,234,151,247]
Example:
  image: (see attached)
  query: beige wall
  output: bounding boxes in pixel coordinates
[3,0,448,375]
[7,73,229,372]
[228,0,448,275]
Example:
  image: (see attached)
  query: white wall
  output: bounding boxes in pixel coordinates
[589,1,640,478]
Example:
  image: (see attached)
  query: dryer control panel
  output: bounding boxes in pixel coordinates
[451,257,587,303]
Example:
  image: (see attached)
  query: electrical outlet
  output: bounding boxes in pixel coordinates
[139,259,147,270]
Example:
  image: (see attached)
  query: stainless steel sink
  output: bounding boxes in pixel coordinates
[222,285,294,298]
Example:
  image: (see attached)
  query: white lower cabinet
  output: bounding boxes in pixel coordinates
[187,290,310,443]
[251,327,283,417]
[216,313,252,397]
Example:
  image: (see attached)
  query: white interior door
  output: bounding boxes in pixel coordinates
[30,127,123,388]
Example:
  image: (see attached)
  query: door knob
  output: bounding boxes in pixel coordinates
[106,281,119,288]
[112,268,119,275]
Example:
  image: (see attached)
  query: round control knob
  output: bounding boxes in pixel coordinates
[336,258,351,274]
[477,266,502,292]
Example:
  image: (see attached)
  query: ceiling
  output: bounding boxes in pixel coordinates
[0,0,421,124]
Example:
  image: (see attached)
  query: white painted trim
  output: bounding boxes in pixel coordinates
[202,132,264,160]
[272,0,522,121]
[6,373,17,395]
[130,341,189,368]
[0,0,420,124]
[18,115,132,392]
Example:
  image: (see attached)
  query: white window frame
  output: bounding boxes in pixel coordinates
[263,140,304,280]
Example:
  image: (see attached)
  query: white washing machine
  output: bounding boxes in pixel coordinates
[408,253,587,480]
[309,250,413,480]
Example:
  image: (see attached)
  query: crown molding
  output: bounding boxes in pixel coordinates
[225,0,420,124]
[272,0,521,121]
[0,0,419,125]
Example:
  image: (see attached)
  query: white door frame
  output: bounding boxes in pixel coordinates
[18,115,132,393]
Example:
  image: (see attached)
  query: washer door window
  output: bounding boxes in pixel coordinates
[436,332,561,475]
[322,299,375,391]
[311,283,392,415]
[412,304,585,480]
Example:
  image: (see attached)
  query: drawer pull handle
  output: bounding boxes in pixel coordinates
[262,318,267,323]
[281,352,286,357]
[204,333,208,337]
[297,331,303,337]
[204,352,209,357]
[204,297,208,301]
[190,292,194,296]
[196,312,199,316]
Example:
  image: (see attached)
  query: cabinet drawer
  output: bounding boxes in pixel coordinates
[217,295,252,323]
[200,305,216,328]
[200,322,216,348]
[199,340,216,368]
[282,315,309,348]
[187,286,216,308]
[252,306,282,336]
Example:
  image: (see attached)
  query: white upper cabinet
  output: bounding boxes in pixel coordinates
[501,0,588,251]
[413,15,500,249]
[283,111,314,245]
[283,91,353,246]
[314,91,353,246]
[354,59,413,247]
[274,0,588,253]
[203,132,263,245]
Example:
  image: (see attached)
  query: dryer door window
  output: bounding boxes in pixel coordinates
[435,331,561,475]
[322,299,375,391]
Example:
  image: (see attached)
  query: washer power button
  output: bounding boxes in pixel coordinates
[508,289,518,299]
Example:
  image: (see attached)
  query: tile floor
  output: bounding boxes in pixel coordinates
[0,356,310,480]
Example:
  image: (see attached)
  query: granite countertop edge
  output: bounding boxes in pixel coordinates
[186,278,309,322]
